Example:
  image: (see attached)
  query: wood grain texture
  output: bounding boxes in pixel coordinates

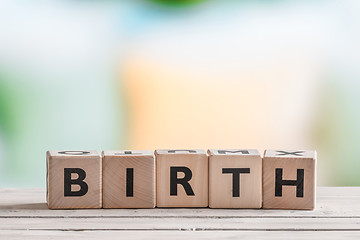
[1,188,359,218]
[102,150,155,208]
[155,150,208,207]
[1,230,360,240]
[263,150,316,210]
[0,188,359,239]
[208,149,262,208]
[1,217,360,231]
[46,150,102,209]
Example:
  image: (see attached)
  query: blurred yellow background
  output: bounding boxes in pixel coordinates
[0,0,359,187]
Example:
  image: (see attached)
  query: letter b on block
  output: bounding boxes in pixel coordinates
[156,149,208,207]
[64,168,88,197]
[262,150,316,210]
[46,150,102,209]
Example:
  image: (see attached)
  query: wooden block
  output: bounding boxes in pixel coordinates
[155,149,208,207]
[208,149,262,209]
[263,150,317,210]
[102,150,155,208]
[46,150,102,209]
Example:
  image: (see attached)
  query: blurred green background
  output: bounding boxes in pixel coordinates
[0,0,359,187]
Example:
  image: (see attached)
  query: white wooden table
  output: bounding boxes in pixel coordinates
[0,187,359,239]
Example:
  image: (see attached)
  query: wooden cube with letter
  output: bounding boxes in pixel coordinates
[155,149,208,207]
[208,149,262,208]
[262,150,317,210]
[46,150,102,209]
[102,150,155,208]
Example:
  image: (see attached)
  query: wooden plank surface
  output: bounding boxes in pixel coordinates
[1,217,360,230]
[1,187,359,218]
[1,230,360,240]
[0,187,359,239]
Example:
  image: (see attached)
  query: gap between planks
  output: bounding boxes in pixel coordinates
[4,229,360,232]
[1,215,360,219]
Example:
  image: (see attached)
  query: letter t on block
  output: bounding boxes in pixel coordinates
[46,150,102,209]
[262,150,317,210]
[208,149,262,208]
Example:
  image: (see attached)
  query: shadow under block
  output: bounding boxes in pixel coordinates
[46,150,102,209]
[263,150,317,210]
[102,150,155,208]
[208,149,262,209]
[155,149,208,207]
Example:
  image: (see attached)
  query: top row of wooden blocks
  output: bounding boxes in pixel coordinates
[46,149,316,210]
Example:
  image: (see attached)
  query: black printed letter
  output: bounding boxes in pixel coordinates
[170,167,195,196]
[218,150,249,155]
[275,168,304,197]
[126,168,134,197]
[222,168,250,197]
[64,168,88,197]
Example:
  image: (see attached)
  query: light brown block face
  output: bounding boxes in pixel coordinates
[208,149,262,209]
[102,150,155,208]
[46,150,102,209]
[263,150,317,210]
[155,149,208,207]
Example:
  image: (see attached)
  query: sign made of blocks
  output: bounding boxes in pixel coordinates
[46,149,317,210]
[102,150,155,208]
[262,150,317,210]
[208,149,262,209]
[46,150,102,209]
[155,149,208,207]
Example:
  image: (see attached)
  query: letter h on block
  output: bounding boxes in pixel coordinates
[262,150,317,210]
[155,149,208,207]
[46,150,102,209]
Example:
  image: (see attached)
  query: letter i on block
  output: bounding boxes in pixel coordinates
[155,149,208,207]
[208,149,262,208]
[46,150,102,209]
[263,150,317,210]
[102,150,155,208]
